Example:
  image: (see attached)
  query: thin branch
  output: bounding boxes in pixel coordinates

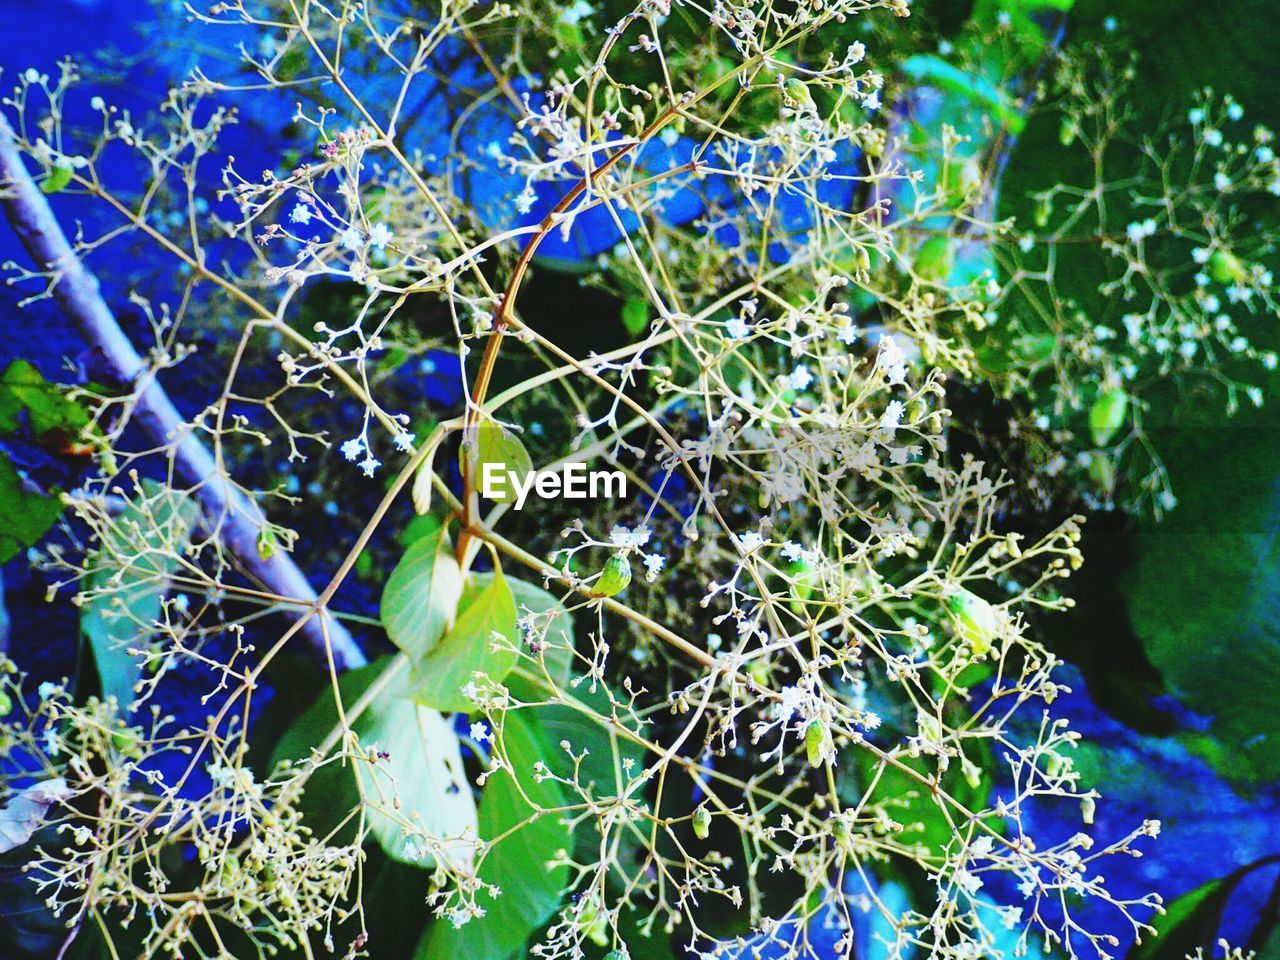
[0,114,366,672]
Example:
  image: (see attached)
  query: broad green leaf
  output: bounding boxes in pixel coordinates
[416,709,570,960]
[471,422,534,505]
[81,485,197,711]
[0,360,89,439]
[381,527,464,662]
[409,567,519,712]
[1125,415,1280,780]
[1130,876,1224,960]
[0,458,61,564]
[477,572,574,689]
[272,657,478,869]
[356,690,479,869]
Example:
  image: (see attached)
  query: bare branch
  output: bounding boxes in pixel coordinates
[0,114,366,672]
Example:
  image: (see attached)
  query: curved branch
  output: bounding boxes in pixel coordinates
[0,115,366,672]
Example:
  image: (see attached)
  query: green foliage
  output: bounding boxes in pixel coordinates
[273,657,479,867]
[409,565,520,712]
[0,460,62,565]
[417,710,570,960]
[1124,410,1280,781]
[381,527,465,661]
[473,422,534,504]
[0,359,92,562]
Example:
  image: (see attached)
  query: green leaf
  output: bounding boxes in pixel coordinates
[502,574,575,690]
[0,458,61,564]
[0,360,89,440]
[621,298,649,336]
[900,55,1026,134]
[1089,389,1129,447]
[416,710,570,960]
[1124,414,1280,780]
[473,422,534,505]
[81,485,197,710]
[381,527,464,662]
[272,657,478,869]
[355,689,479,869]
[1129,876,1224,960]
[409,567,519,712]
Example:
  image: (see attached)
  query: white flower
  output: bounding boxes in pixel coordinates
[863,91,881,112]
[393,432,415,452]
[23,68,40,84]
[879,400,905,437]
[340,437,365,461]
[1227,101,1244,122]
[643,553,664,581]
[469,722,491,742]
[877,334,909,386]
[787,364,813,391]
[339,226,363,251]
[1125,219,1156,243]
[1188,108,1205,125]
[1257,146,1275,163]
[847,41,866,63]
[289,203,313,225]
[1192,247,1210,264]
[1204,128,1223,148]
[90,96,105,111]
[360,455,381,477]
[609,524,652,549]
[738,530,765,553]
[460,681,479,702]
[780,540,810,563]
[774,684,811,723]
[514,186,537,215]
[368,222,393,250]
[725,315,749,339]
[1214,171,1232,192]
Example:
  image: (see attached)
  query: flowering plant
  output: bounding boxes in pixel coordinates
[0,2,1277,960]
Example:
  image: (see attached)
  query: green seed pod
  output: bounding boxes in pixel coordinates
[692,804,712,840]
[784,78,815,112]
[0,689,11,717]
[595,554,632,598]
[1208,249,1248,285]
[946,588,998,658]
[603,951,628,960]
[832,815,852,843]
[805,719,829,768]
[1089,389,1129,447]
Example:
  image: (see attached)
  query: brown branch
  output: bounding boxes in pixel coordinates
[0,115,367,672]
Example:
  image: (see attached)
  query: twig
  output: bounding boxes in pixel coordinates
[0,115,366,672]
